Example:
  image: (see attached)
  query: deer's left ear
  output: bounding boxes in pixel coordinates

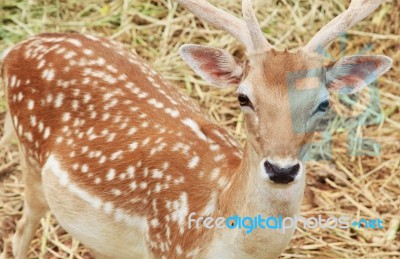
[326,55,392,94]
[179,44,243,88]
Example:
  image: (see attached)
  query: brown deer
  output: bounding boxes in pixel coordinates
[0,0,392,258]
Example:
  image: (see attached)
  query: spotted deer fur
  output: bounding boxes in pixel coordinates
[0,0,392,258]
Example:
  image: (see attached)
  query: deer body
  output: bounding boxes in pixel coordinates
[1,0,392,258]
[2,33,303,258]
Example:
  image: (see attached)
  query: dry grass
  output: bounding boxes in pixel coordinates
[0,0,399,258]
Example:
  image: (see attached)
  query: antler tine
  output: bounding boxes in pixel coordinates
[242,0,272,51]
[176,0,251,48]
[304,0,385,52]
[176,0,272,52]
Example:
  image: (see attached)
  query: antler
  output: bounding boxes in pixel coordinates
[304,0,385,52]
[176,0,272,51]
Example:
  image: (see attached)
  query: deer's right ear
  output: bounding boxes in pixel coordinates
[179,44,243,88]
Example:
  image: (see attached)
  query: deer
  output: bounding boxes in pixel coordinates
[0,0,392,258]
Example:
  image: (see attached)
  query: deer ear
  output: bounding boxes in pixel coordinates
[179,44,243,88]
[326,55,392,94]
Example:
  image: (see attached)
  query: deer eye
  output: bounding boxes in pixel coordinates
[316,100,329,113]
[238,94,252,108]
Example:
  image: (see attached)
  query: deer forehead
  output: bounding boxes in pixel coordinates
[242,50,327,107]
[248,50,326,87]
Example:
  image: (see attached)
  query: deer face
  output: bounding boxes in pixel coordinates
[239,50,327,156]
[180,45,391,184]
[177,0,392,185]
[238,50,327,184]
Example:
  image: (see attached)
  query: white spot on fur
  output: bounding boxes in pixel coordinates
[83,48,93,55]
[152,169,163,179]
[30,115,37,127]
[171,192,188,234]
[25,132,33,142]
[203,191,217,215]
[72,100,79,111]
[150,218,160,228]
[188,156,200,169]
[99,155,107,164]
[37,60,45,69]
[38,122,44,133]
[176,245,183,255]
[54,93,64,108]
[110,150,123,160]
[182,118,206,141]
[94,177,101,184]
[141,137,150,146]
[128,127,137,135]
[10,76,17,88]
[141,122,149,128]
[165,108,180,118]
[129,141,138,151]
[140,182,147,189]
[66,38,82,47]
[27,100,35,110]
[106,168,116,181]
[64,51,76,59]
[17,92,23,101]
[62,112,71,122]
[148,98,164,109]
[214,154,226,162]
[43,127,51,139]
[210,168,221,180]
[130,181,137,191]
[210,144,220,151]
[127,166,135,178]
[112,189,122,196]
[81,164,89,173]
[42,68,55,81]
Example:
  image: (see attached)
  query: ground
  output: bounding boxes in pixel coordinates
[0,0,399,258]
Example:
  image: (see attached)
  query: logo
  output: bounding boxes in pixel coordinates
[289,34,383,161]
[188,212,384,234]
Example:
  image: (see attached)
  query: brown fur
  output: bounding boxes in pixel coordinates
[2,29,390,258]
[2,33,244,258]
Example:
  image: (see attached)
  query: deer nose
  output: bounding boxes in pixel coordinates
[264,160,300,184]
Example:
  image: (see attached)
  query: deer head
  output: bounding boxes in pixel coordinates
[2,1,393,258]
[177,0,392,185]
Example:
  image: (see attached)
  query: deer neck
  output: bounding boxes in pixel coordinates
[206,142,306,258]
[219,142,306,218]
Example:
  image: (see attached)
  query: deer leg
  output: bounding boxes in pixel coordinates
[12,150,48,259]
[0,112,15,148]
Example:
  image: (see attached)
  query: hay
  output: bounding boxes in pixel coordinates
[0,0,399,258]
